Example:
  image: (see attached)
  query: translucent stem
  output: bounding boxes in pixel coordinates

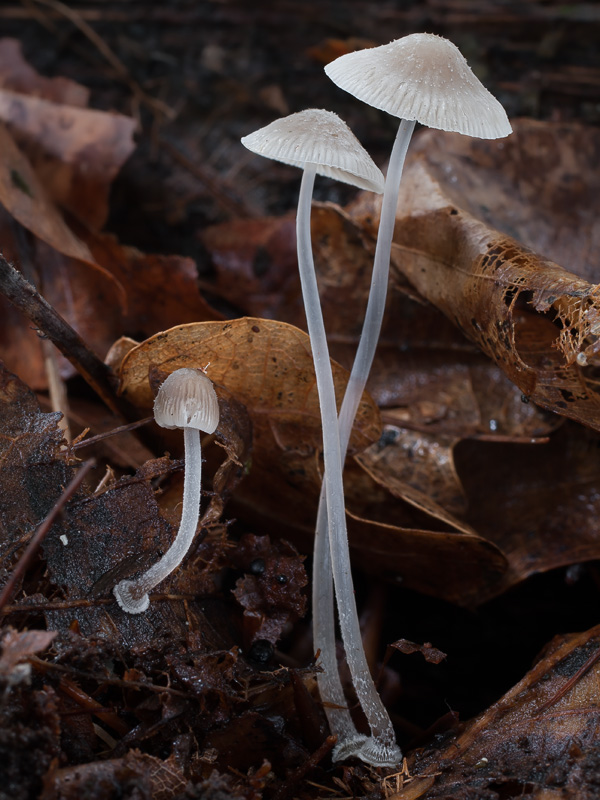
[114,426,202,614]
[312,119,415,766]
[298,166,396,765]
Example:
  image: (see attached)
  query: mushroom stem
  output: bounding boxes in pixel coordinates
[114,426,202,614]
[298,166,399,765]
[313,118,415,766]
[339,118,416,447]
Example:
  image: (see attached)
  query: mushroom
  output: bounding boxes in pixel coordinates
[313,33,512,764]
[113,367,219,614]
[241,110,396,764]
[323,33,512,459]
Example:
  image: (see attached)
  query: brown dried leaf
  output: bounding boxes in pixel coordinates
[457,422,600,597]
[0,88,136,231]
[0,363,72,572]
[356,426,467,519]
[345,510,506,606]
[202,202,380,340]
[205,202,557,443]
[385,119,600,430]
[0,629,57,677]
[390,639,446,665]
[114,316,381,494]
[398,625,600,799]
[0,39,89,106]
[200,215,298,321]
[79,226,223,336]
[0,122,92,262]
[0,206,125,390]
[41,750,187,800]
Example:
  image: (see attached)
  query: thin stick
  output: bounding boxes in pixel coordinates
[71,417,154,450]
[2,592,203,613]
[0,256,135,420]
[0,458,95,614]
[536,646,600,715]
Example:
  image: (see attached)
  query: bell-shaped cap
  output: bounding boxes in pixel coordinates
[154,368,219,433]
[241,109,385,193]
[325,33,512,140]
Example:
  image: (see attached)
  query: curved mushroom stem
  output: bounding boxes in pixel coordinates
[114,426,202,614]
[312,118,415,766]
[298,167,399,766]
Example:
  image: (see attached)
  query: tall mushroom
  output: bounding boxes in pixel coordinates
[323,32,511,466]
[241,110,399,764]
[113,367,219,614]
[312,32,512,764]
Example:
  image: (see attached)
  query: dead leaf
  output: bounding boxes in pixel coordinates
[204,202,558,443]
[0,628,57,679]
[345,510,507,606]
[0,39,89,107]
[390,639,447,665]
[41,750,187,800]
[399,624,600,799]
[0,206,125,390]
[356,426,467,518]
[79,226,223,336]
[0,363,72,578]
[381,119,600,431]
[114,316,381,484]
[0,87,136,231]
[200,214,299,321]
[457,422,600,597]
[0,122,92,262]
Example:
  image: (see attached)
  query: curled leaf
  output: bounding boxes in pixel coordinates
[385,120,600,430]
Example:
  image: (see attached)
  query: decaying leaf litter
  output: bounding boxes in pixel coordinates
[0,4,600,798]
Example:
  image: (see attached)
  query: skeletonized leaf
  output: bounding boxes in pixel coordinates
[382,119,600,430]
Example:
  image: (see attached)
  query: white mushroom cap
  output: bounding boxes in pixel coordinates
[154,368,219,433]
[325,33,512,140]
[241,109,385,193]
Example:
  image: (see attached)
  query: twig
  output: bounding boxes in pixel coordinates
[2,592,202,614]
[58,676,129,735]
[0,459,95,614]
[535,645,600,715]
[71,417,154,450]
[0,256,136,420]
[30,656,191,697]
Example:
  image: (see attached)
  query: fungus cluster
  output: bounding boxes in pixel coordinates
[242,32,510,767]
[112,32,512,771]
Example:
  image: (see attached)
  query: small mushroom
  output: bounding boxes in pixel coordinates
[317,33,511,766]
[113,368,219,614]
[242,110,388,761]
